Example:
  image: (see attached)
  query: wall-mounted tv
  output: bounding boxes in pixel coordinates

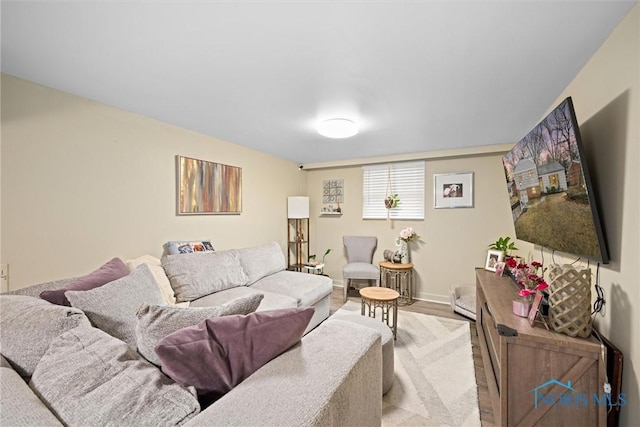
[502,97,609,263]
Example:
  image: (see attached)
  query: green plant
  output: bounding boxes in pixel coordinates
[384,194,400,209]
[308,248,332,274]
[488,236,518,256]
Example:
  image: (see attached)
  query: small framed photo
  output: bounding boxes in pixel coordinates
[528,291,545,327]
[484,250,504,272]
[434,172,474,208]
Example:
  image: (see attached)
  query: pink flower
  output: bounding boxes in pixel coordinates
[397,227,419,242]
[519,289,535,297]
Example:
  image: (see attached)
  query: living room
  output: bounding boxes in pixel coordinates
[1,2,638,426]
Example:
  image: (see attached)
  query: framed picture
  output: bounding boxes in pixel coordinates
[176,155,242,215]
[434,172,474,208]
[528,291,545,327]
[484,249,504,272]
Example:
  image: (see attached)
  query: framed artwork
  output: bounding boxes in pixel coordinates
[321,179,344,214]
[434,172,474,208]
[176,155,242,215]
[484,250,504,272]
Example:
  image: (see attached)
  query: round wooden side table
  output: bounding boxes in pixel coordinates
[379,261,414,305]
[359,286,399,339]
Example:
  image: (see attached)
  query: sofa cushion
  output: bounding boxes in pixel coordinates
[250,270,333,306]
[162,250,248,303]
[237,242,286,285]
[156,307,315,400]
[65,264,164,348]
[0,294,91,379]
[39,257,130,306]
[126,255,177,305]
[29,326,200,426]
[189,286,298,311]
[135,293,264,365]
[166,240,215,254]
[1,359,64,426]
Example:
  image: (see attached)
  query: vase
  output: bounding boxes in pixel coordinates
[397,240,409,264]
[512,296,532,317]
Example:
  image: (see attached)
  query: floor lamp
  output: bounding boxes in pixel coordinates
[287,196,309,269]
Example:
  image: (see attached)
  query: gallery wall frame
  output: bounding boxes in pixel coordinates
[434,172,474,209]
[176,155,242,215]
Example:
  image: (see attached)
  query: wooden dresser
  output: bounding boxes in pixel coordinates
[476,268,607,426]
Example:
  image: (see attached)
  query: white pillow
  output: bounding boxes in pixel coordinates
[126,255,180,306]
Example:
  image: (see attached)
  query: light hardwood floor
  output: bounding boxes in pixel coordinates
[330,286,496,427]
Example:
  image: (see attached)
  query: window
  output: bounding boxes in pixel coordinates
[362,161,425,220]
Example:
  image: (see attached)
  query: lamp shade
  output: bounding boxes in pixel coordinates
[287,196,309,219]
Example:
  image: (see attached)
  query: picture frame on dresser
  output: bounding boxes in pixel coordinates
[484,250,503,272]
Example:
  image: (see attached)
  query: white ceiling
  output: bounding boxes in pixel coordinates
[1,1,636,165]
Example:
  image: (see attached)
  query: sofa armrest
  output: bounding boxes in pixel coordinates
[186,319,382,427]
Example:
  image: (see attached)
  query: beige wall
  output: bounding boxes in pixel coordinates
[308,6,639,422]
[307,154,514,303]
[1,75,305,288]
[527,6,638,425]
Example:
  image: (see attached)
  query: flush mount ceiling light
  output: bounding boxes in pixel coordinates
[317,118,359,139]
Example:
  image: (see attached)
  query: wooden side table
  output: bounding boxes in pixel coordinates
[359,287,399,339]
[379,261,414,305]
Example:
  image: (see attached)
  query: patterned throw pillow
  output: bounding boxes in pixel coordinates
[156,307,314,401]
[135,293,264,365]
[166,240,214,255]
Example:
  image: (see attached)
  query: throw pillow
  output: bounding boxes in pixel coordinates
[126,254,177,305]
[65,264,164,348]
[156,307,315,400]
[162,250,248,303]
[0,294,91,378]
[39,257,130,306]
[166,240,214,255]
[29,326,200,426]
[135,293,264,365]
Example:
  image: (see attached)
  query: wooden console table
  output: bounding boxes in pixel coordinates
[476,268,606,426]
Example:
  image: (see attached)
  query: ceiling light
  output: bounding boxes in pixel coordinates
[317,118,359,139]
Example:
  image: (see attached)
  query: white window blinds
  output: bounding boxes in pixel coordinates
[362,161,425,220]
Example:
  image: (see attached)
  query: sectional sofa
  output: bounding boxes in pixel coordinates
[0,242,383,426]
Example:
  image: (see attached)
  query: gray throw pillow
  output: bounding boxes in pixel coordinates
[29,326,200,426]
[65,264,164,348]
[135,293,264,365]
[162,250,248,303]
[0,294,90,378]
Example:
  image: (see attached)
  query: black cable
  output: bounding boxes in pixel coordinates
[592,263,605,315]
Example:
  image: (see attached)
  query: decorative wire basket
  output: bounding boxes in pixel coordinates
[547,264,592,338]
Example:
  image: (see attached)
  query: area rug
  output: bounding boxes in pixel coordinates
[334,301,481,426]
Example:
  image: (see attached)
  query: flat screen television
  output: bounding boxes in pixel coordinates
[502,97,609,263]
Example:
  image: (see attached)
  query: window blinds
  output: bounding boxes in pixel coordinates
[362,160,425,220]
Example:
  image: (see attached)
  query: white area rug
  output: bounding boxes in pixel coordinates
[335,301,481,426]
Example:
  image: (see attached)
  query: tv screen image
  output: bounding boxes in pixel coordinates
[502,97,609,263]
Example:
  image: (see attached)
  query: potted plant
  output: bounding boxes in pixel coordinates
[308,248,332,275]
[384,194,400,209]
[488,236,518,257]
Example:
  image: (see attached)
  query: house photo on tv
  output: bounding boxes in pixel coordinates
[502,97,609,263]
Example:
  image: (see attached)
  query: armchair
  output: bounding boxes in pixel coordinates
[342,236,379,302]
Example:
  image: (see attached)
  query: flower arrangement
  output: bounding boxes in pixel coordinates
[396,227,419,243]
[504,257,549,298]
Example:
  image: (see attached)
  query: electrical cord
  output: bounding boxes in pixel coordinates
[592,263,605,316]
